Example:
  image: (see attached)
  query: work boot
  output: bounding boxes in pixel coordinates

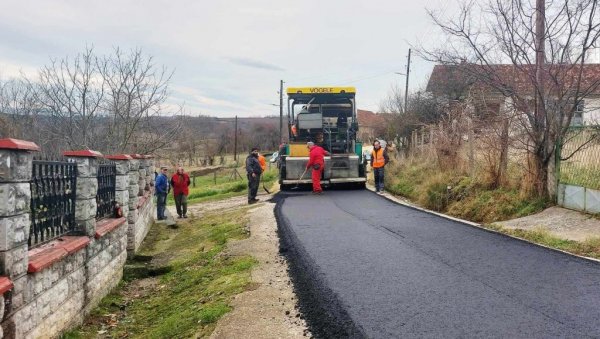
[183,215,188,218]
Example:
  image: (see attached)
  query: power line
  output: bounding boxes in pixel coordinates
[333,69,399,85]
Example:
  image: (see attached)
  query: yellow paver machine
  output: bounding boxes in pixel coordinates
[278,87,367,190]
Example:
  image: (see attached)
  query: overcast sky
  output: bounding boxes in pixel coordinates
[0,0,459,117]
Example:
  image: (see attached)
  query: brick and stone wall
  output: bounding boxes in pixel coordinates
[13,239,88,338]
[85,220,128,313]
[0,140,156,339]
[127,155,154,255]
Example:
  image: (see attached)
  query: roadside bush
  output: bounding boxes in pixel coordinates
[385,160,434,199]
[446,189,547,223]
[386,158,549,223]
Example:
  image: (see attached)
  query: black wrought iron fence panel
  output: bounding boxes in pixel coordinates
[29,159,77,247]
[96,162,116,219]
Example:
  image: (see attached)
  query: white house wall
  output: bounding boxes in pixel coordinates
[584,97,600,126]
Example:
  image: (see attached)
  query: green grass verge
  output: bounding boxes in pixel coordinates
[384,161,548,223]
[63,207,258,338]
[485,224,600,260]
[166,168,278,206]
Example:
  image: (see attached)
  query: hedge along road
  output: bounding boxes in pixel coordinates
[276,189,600,338]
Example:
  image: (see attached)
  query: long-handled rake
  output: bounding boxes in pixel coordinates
[261,174,271,194]
[291,167,309,191]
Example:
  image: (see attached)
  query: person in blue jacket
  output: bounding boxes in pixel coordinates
[155,166,170,220]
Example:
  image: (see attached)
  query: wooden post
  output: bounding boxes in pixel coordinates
[234,115,238,162]
[468,117,475,176]
[193,175,196,188]
[214,170,217,185]
[410,131,414,157]
[430,126,435,158]
[421,127,426,157]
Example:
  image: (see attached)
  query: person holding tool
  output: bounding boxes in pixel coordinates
[258,152,271,194]
[306,141,329,194]
[246,147,262,204]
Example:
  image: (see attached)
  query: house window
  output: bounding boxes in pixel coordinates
[570,100,585,126]
[576,100,585,114]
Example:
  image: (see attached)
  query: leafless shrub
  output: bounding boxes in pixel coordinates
[420,0,600,198]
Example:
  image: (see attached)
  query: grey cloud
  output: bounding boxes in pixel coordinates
[226,57,285,71]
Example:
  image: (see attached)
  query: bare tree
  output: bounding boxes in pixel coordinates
[0,78,40,141]
[421,0,600,198]
[34,47,107,150]
[12,47,183,155]
[379,85,443,149]
[101,48,180,154]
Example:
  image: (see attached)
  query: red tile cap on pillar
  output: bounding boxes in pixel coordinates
[105,154,133,160]
[129,154,143,159]
[0,277,14,295]
[0,138,40,152]
[63,150,103,158]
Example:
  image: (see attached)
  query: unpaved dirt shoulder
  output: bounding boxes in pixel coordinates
[497,206,600,242]
[209,200,311,339]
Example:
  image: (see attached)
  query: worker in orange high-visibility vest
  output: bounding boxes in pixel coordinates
[370,140,389,194]
[258,153,267,173]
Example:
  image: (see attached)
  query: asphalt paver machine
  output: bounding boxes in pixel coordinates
[278,87,367,190]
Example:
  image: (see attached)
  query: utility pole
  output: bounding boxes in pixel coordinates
[279,80,284,143]
[535,0,545,126]
[404,48,412,114]
[234,115,238,162]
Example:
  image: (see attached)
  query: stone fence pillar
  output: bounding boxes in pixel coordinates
[105,155,133,220]
[126,158,140,254]
[138,155,148,196]
[63,150,102,237]
[0,139,39,311]
[145,156,155,191]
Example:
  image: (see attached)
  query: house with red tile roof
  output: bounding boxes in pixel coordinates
[426,63,600,126]
[356,109,387,143]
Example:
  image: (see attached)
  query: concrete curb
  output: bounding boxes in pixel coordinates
[369,185,600,265]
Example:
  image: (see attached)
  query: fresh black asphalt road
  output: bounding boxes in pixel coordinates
[276,190,600,338]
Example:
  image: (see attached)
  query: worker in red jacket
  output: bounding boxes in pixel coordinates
[170,166,191,218]
[306,141,329,194]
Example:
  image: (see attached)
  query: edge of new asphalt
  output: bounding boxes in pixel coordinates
[274,193,367,338]
[368,185,600,265]
[274,186,600,338]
